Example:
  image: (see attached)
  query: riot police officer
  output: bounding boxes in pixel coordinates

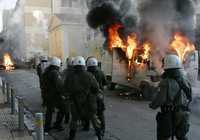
[149,54,192,140]
[36,56,49,106]
[42,57,65,132]
[61,56,75,124]
[62,56,74,79]
[37,56,49,78]
[85,57,107,134]
[64,56,103,140]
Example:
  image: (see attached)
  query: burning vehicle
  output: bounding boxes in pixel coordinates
[110,26,197,99]
[86,0,198,99]
[109,25,196,84]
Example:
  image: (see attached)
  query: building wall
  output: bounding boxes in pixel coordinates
[49,0,112,74]
[24,0,51,60]
[25,0,51,7]
[49,0,87,61]
[49,26,64,59]
[53,0,83,9]
[49,22,87,62]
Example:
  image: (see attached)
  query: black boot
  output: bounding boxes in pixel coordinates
[68,129,76,140]
[96,130,104,140]
[97,133,103,140]
[53,111,65,131]
[82,119,90,131]
[65,112,70,124]
[98,113,105,136]
[44,107,53,133]
[52,124,64,131]
[177,136,188,140]
[44,127,51,133]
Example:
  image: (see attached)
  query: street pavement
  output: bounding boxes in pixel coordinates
[0,69,42,113]
[0,69,200,140]
[0,86,33,140]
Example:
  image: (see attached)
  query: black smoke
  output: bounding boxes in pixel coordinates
[176,0,194,16]
[87,0,138,49]
[87,0,137,30]
[175,0,195,40]
[87,0,195,50]
[139,0,195,53]
[87,1,121,29]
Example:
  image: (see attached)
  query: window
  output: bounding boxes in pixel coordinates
[68,0,72,7]
[61,0,67,7]
[61,0,72,7]
[71,0,81,8]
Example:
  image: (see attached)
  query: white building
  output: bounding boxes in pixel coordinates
[23,0,51,60]
[49,0,112,74]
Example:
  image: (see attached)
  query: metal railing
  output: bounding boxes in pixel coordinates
[1,79,44,140]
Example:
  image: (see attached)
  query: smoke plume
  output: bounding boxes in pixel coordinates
[87,0,195,66]
[175,0,195,38]
[32,10,48,39]
[0,0,26,62]
[87,0,138,49]
[138,0,195,69]
[87,1,121,29]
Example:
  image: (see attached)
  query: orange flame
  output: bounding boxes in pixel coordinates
[170,32,195,62]
[4,53,14,71]
[108,24,125,50]
[108,24,151,80]
[126,34,137,60]
[134,42,151,71]
[142,42,151,60]
[108,24,196,81]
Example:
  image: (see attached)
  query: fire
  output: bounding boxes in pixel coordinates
[108,24,127,51]
[3,53,14,71]
[108,24,151,80]
[134,42,151,71]
[126,35,137,60]
[142,42,151,60]
[108,24,195,81]
[108,24,151,63]
[170,32,195,62]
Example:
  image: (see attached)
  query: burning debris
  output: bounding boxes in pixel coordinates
[0,0,26,63]
[87,0,196,81]
[3,53,14,71]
